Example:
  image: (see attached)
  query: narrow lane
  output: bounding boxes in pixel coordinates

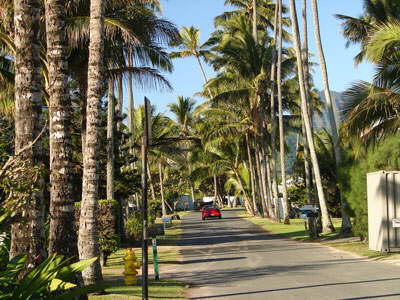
[167,209,400,300]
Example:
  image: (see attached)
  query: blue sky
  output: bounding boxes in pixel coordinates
[132,0,374,116]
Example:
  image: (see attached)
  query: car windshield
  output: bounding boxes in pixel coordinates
[205,205,219,210]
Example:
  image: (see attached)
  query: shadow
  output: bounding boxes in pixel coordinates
[340,294,400,300]
[176,256,246,264]
[187,277,400,299]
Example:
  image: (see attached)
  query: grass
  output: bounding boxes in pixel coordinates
[91,218,186,300]
[239,212,400,260]
[326,241,400,260]
[90,279,186,300]
[239,212,342,241]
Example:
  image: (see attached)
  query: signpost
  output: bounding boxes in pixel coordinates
[141,97,151,300]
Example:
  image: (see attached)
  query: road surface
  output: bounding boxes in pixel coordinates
[167,209,400,300]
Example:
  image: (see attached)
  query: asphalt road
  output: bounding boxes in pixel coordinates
[167,209,400,300]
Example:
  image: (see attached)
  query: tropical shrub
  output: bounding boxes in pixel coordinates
[0,254,101,299]
[342,135,400,239]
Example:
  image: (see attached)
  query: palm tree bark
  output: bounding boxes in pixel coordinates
[116,74,123,131]
[277,0,290,224]
[234,170,254,215]
[11,0,45,262]
[107,79,114,200]
[289,0,335,233]
[147,163,156,201]
[127,52,135,166]
[311,0,352,234]
[252,0,257,41]
[245,133,260,216]
[255,148,268,217]
[269,1,280,218]
[159,162,166,216]
[46,0,77,257]
[301,0,313,205]
[78,0,105,284]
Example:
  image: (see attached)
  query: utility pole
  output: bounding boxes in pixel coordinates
[141,97,151,300]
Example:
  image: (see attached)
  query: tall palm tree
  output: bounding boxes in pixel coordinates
[301,0,313,206]
[45,0,77,257]
[289,0,334,233]
[276,0,289,224]
[269,0,280,219]
[170,26,212,94]
[311,0,352,233]
[335,0,400,64]
[106,79,115,200]
[10,0,45,263]
[78,0,105,285]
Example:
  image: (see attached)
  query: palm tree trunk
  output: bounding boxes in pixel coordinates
[10,0,45,264]
[234,170,254,215]
[301,0,313,206]
[255,148,268,217]
[147,163,156,201]
[107,79,115,200]
[78,0,105,284]
[213,175,218,204]
[159,162,166,216]
[116,74,123,131]
[311,0,352,234]
[195,55,213,98]
[277,0,290,224]
[289,0,335,233]
[252,0,257,42]
[270,1,280,218]
[45,0,77,257]
[302,121,313,204]
[245,133,260,216]
[127,52,135,166]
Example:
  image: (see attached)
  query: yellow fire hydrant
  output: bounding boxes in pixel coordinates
[123,248,141,286]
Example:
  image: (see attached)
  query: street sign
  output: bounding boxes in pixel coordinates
[392,219,400,228]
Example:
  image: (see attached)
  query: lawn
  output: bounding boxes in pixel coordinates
[239,212,342,241]
[239,212,400,260]
[90,217,187,300]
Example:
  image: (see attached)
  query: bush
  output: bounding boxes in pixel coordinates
[75,199,120,265]
[125,210,156,241]
[0,254,102,299]
[342,135,400,239]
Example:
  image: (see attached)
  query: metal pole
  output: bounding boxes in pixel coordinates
[141,97,150,300]
[152,238,160,280]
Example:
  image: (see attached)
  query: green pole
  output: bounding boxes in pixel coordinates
[152,238,159,280]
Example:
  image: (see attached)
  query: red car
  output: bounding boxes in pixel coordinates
[201,205,222,220]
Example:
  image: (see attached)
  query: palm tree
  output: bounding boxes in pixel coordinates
[276,0,289,224]
[168,96,198,204]
[107,79,115,200]
[289,0,334,233]
[335,0,400,64]
[170,26,212,94]
[78,0,105,285]
[311,0,352,233]
[45,0,78,257]
[10,0,46,263]
[269,0,280,219]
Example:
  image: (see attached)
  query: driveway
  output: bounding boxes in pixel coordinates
[166,209,400,300]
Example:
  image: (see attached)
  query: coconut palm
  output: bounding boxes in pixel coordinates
[311,0,352,233]
[276,0,290,224]
[335,0,400,64]
[289,0,334,232]
[78,0,105,285]
[45,0,78,258]
[10,0,46,263]
[170,26,212,94]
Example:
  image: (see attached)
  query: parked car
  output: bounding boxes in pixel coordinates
[201,205,222,220]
